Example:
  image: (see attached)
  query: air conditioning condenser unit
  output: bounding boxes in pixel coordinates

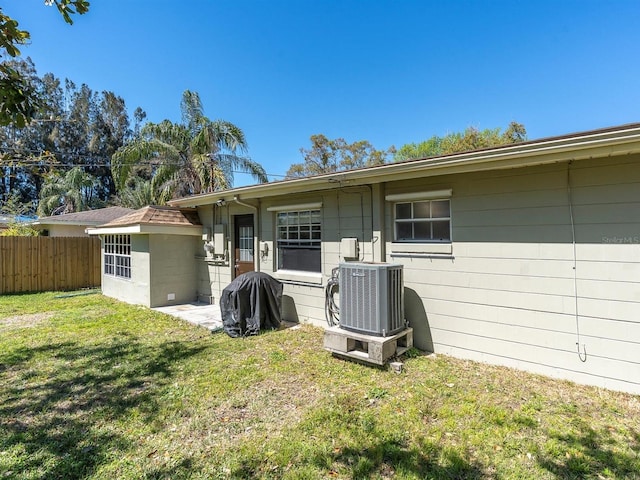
[339,262,405,337]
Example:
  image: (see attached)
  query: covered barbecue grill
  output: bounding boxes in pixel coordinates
[220,272,283,337]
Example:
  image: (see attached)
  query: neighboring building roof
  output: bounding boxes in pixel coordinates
[2,214,37,230]
[34,206,135,227]
[87,206,202,236]
[168,122,640,207]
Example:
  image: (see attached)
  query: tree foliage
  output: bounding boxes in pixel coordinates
[0,190,39,236]
[37,166,102,216]
[394,121,527,162]
[115,177,165,210]
[1,64,264,214]
[0,59,134,213]
[112,90,267,205]
[0,1,89,127]
[286,134,395,178]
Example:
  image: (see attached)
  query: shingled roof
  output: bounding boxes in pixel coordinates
[35,206,135,226]
[99,206,201,227]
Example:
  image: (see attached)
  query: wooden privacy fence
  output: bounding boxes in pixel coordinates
[0,237,101,294]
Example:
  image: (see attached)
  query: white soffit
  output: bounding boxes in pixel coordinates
[86,225,202,236]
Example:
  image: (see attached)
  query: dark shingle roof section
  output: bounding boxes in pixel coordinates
[100,206,202,227]
[36,206,135,225]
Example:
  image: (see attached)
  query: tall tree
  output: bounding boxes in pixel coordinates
[112,90,267,203]
[1,66,133,211]
[0,1,89,127]
[286,134,395,178]
[37,166,101,216]
[54,81,131,200]
[394,121,527,162]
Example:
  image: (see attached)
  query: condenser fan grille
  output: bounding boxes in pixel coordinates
[339,263,404,336]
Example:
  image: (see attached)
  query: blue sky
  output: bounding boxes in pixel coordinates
[8,0,640,186]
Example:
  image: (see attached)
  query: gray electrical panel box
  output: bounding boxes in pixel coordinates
[341,237,359,259]
[213,224,226,255]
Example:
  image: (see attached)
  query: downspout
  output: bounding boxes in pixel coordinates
[366,184,375,262]
[232,195,260,272]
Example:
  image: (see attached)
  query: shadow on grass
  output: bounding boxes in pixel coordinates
[231,408,485,479]
[535,417,640,479]
[0,336,207,479]
[232,437,484,479]
[326,437,484,480]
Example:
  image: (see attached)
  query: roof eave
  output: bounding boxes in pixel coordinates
[87,224,203,236]
[33,220,102,227]
[168,124,640,207]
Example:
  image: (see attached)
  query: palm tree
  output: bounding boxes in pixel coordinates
[115,177,171,210]
[37,167,101,216]
[111,90,267,202]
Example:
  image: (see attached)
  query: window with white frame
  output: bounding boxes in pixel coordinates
[394,198,451,242]
[104,234,131,279]
[276,209,321,272]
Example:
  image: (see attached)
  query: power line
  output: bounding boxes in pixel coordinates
[0,158,287,179]
[0,146,289,179]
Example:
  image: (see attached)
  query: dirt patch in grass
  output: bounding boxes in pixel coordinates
[0,312,55,330]
[181,373,327,454]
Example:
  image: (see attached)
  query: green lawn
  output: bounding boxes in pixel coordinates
[0,291,639,479]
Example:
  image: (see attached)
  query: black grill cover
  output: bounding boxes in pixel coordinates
[220,272,283,337]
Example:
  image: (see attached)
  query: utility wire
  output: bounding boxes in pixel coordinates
[0,149,288,179]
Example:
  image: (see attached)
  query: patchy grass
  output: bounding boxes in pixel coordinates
[0,292,639,479]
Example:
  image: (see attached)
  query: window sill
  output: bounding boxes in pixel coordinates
[273,270,323,285]
[104,275,132,281]
[390,242,452,255]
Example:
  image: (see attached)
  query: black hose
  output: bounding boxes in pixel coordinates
[325,267,340,327]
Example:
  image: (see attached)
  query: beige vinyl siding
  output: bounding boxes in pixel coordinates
[321,189,374,263]
[324,191,373,245]
[280,283,325,323]
[387,156,640,394]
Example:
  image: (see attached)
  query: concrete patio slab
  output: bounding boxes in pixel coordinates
[153,302,223,332]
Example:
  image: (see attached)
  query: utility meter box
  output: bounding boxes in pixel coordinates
[341,237,359,259]
[213,224,226,255]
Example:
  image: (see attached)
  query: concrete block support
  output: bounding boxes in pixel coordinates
[323,326,413,365]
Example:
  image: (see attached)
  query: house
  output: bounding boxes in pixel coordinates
[88,123,640,394]
[33,206,134,237]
